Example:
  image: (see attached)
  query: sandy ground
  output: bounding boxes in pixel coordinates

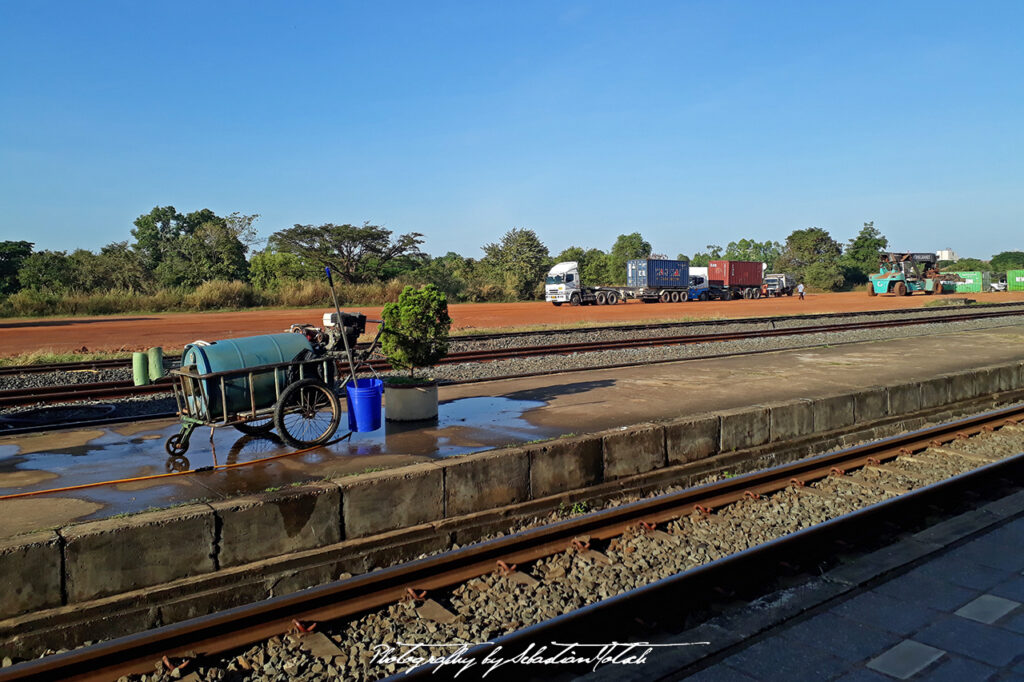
[0,291,1021,357]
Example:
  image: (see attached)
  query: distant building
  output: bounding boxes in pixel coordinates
[936,248,957,261]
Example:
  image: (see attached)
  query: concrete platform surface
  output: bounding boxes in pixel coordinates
[0,323,1022,539]
[680,503,1024,681]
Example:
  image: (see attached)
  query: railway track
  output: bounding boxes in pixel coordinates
[4,404,1021,682]
[1,307,1020,409]
[1,300,1020,378]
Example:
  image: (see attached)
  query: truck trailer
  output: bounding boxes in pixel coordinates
[545,259,692,305]
[687,260,765,300]
[544,258,766,305]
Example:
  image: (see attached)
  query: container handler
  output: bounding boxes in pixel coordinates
[868,253,945,296]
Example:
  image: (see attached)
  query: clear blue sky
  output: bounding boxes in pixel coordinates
[1,1,1021,261]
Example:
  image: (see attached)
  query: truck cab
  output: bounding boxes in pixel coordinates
[687,275,711,301]
[545,261,580,306]
[763,273,795,297]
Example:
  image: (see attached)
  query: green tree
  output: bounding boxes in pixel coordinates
[723,239,782,268]
[690,245,722,267]
[580,249,611,284]
[481,228,550,299]
[941,257,990,272]
[606,233,652,284]
[95,241,149,291]
[17,251,74,292]
[555,246,609,285]
[407,252,472,300]
[775,227,845,290]
[990,251,1024,272]
[249,248,309,289]
[131,206,254,287]
[154,219,251,288]
[840,222,888,284]
[131,205,183,272]
[0,240,33,295]
[676,253,689,262]
[380,284,452,379]
[270,222,423,284]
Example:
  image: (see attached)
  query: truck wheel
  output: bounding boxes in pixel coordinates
[595,291,607,305]
[552,302,562,306]
[669,291,679,303]
[786,290,793,296]
[699,291,709,302]
[894,282,907,297]
[606,292,619,305]
[722,290,732,301]
[570,293,581,306]
[867,284,876,297]
[752,288,761,299]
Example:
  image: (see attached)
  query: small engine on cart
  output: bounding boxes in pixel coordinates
[289,312,367,353]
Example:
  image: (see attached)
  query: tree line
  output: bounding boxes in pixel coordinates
[1,207,1021,316]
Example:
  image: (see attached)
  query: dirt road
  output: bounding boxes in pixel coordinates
[1,291,1021,357]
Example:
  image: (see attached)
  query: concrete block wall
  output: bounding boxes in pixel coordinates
[4,358,1023,622]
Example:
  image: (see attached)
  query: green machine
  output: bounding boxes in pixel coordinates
[869,252,945,296]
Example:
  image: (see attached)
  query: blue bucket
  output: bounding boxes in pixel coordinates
[346,378,383,432]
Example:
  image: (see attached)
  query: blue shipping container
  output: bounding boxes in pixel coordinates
[627,259,690,288]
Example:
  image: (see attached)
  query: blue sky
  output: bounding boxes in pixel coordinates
[1,1,1021,261]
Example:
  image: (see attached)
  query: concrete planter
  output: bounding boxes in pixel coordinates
[384,381,438,421]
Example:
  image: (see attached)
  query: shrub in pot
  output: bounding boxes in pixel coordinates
[379,284,452,421]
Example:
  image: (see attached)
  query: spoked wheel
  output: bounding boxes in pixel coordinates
[274,378,341,448]
[165,433,189,457]
[233,417,274,435]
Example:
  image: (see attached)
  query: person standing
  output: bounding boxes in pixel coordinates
[797,282,805,300]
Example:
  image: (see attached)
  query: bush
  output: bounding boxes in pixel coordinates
[183,280,257,310]
[380,284,452,379]
[2,288,62,317]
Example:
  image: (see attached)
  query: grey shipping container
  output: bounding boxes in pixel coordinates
[627,259,690,288]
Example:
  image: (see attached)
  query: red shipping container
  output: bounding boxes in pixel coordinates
[709,260,763,287]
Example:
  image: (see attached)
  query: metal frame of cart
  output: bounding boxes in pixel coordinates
[167,355,347,456]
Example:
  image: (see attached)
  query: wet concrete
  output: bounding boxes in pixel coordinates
[0,323,1022,538]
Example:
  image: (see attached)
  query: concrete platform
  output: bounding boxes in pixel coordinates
[636,491,1024,682]
[1,323,1023,540]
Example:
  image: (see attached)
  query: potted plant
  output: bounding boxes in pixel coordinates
[379,284,452,421]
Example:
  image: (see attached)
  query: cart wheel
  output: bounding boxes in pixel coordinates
[233,418,274,435]
[274,378,341,448]
[165,455,190,473]
[165,433,189,457]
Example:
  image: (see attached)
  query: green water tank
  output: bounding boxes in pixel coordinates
[181,333,314,421]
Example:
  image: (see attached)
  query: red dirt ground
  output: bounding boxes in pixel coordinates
[1,291,1022,357]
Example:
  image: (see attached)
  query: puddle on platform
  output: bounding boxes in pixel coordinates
[0,395,561,531]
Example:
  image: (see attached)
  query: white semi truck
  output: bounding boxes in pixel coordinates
[545,259,692,306]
